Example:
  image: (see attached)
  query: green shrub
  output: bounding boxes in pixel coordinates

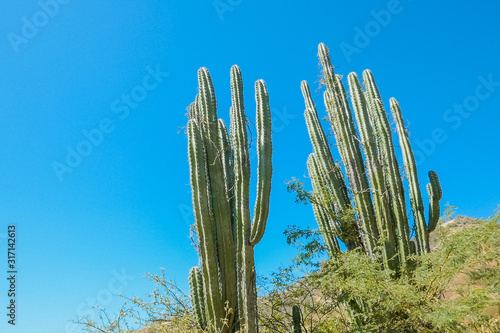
[259,209,500,332]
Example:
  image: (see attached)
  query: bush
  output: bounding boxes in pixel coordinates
[77,210,499,332]
[258,209,500,332]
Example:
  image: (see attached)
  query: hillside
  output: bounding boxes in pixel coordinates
[84,214,499,333]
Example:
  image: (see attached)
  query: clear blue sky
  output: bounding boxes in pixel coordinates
[0,1,499,332]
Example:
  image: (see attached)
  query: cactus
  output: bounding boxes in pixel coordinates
[187,65,272,332]
[301,43,442,272]
[391,99,443,254]
[302,81,362,254]
[348,72,398,269]
[292,305,302,333]
[318,47,379,257]
[427,171,442,233]
[189,266,207,330]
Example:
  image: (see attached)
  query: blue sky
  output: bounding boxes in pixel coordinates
[0,1,499,332]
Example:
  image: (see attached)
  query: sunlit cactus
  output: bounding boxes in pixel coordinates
[187,65,272,332]
[302,81,362,254]
[189,266,207,330]
[301,43,443,272]
[391,98,443,254]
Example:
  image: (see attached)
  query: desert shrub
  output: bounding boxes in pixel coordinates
[76,269,199,333]
[258,209,500,333]
[76,210,499,332]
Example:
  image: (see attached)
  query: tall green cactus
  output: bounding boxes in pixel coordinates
[187,65,272,332]
[302,43,442,272]
[292,305,302,333]
[301,81,362,254]
[390,99,443,254]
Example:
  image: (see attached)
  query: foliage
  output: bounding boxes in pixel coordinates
[75,268,198,332]
[258,210,500,333]
[258,263,341,333]
[75,210,499,333]
[286,177,312,205]
[283,224,325,267]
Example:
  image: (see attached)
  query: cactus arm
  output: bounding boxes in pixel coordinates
[198,68,217,125]
[309,153,339,232]
[215,119,239,324]
[250,80,273,246]
[302,80,362,250]
[197,69,238,327]
[301,80,351,213]
[331,78,379,254]
[229,65,263,332]
[311,152,361,250]
[390,98,429,254]
[228,65,250,331]
[188,99,199,121]
[318,43,335,87]
[187,119,224,326]
[242,79,274,333]
[189,266,208,330]
[308,153,341,255]
[427,171,442,232]
[362,69,411,270]
[318,44,378,255]
[218,119,236,226]
[229,65,251,245]
[348,72,398,269]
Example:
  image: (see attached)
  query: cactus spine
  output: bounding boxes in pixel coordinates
[302,43,442,272]
[188,65,272,332]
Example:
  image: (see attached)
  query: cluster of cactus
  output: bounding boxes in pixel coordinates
[302,43,442,272]
[187,65,272,332]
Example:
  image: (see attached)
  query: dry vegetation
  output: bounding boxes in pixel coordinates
[76,209,500,333]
